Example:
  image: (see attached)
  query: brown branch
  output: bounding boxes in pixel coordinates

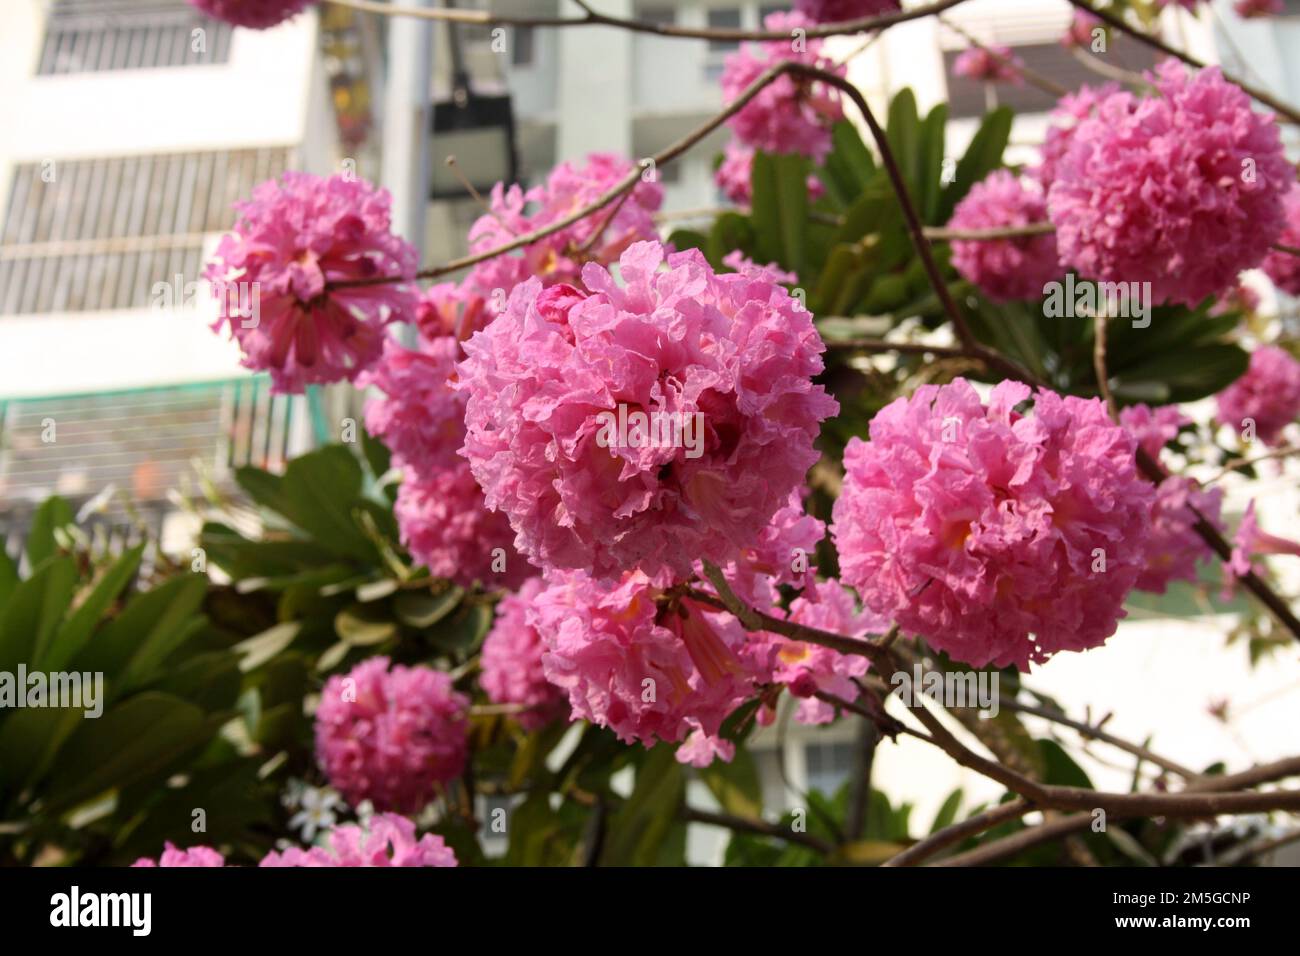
[1066,0,1300,126]
[1092,313,1117,419]
[327,0,973,41]
[1000,699,1200,780]
[882,797,1033,867]
[923,222,1055,241]
[822,337,972,359]
[682,806,834,855]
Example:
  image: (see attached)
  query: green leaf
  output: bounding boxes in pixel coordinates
[72,574,207,687]
[939,106,1012,222]
[885,88,922,197]
[0,706,83,796]
[1110,343,1249,405]
[233,621,301,672]
[393,587,463,629]
[930,788,964,834]
[1038,739,1093,790]
[0,547,18,609]
[0,556,77,677]
[917,103,949,223]
[24,496,73,569]
[335,604,398,647]
[751,151,809,274]
[41,545,144,671]
[601,745,685,866]
[44,692,207,812]
[821,120,877,207]
[698,745,763,818]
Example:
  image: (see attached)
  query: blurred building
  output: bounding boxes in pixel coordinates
[2,0,1295,865]
[0,0,375,554]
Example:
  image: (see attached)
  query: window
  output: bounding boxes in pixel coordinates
[511,25,535,67]
[707,7,742,52]
[36,0,234,76]
[0,147,290,315]
[758,4,789,24]
[635,5,677,27]
[804,741,855,796]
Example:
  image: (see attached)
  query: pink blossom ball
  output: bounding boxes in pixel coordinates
[359,336,465,476]
[771,580,886,725]
[260,814,457,867]
[480,577,567,729]
[794,0,900,22]
[315,657,469,813]
[205,172,417,393]
[1047,62,1291,307]
[394,464,532,590]
[720,13,846,162]
[189,0,312,29]
[831,379,1155,670]
[132,843,225,867]
[948,170,1061,302]
[534,568,769,766]
[714,488,826,605]
[456,240,838,580]
[1260,186,1300,296]
[1215,345,1300,446]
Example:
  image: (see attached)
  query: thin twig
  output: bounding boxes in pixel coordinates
[882,797,1033,867]
[938,16,1068,97]
[682,806,835,855]
[1093,313,1117,419]
[1206,444,1300,485]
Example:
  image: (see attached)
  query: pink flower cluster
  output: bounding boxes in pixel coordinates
[456,241,838,581]
[1046,63,1291,307]
[831,379,1155,670]
[261,813,457,867]
[720,13,846,162]
[794,0,900,22]
[188,0,312,29]
[947,170,1061,302]
[360,325,528,588]
[1117,404,1221,594]
[395,465,528,589]
[1138,476,1223,594]
[1119,403,1188,460]
[952,46,1024,85]
[455,153,663,318]
[714,140,825,206]
[205,172,418,393]
[1215,345,1300,446]
[532,568,770,764]
[359,336,465,476]
[132,843,226,867]
[315,657,469,813]
[769,580,884,725]
[480,577,568,729]
[1261,186,1300,296]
